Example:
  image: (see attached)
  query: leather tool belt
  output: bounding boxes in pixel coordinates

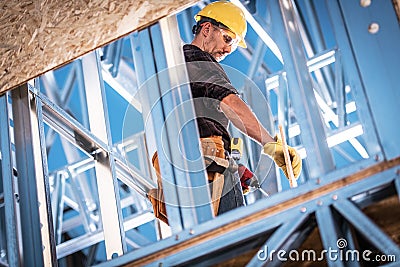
[147,136,228,224]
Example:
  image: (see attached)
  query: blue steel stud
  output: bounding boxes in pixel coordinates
[81,50,127,258]
[325,0,384,160]
[269,0,335,179]
[0,93,20,267]
[153,18,214,227]
[315,206,345,267]
[301,0,335,104]
[131,18,213,233]
[336,0,400,160]
[247,214,309,267]
[12,85,57,266]
[334,199,400,258]
[131,28,184,233]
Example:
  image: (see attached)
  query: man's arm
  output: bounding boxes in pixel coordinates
[220,93,274,145]
[221,93,302,179]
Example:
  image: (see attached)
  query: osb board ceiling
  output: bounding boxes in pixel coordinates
[0,0,199,94]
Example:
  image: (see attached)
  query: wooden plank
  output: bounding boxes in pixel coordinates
[125,157,400,266]
[0,0,199,94]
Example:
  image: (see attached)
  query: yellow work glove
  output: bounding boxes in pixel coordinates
[263,136,302,179]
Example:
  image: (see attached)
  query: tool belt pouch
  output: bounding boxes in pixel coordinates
[147,188,168,225]
[147,153,169,225]
[201,136,229,176]
[148,136,228,224]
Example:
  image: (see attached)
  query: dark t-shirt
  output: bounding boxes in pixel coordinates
[183,44,238,151]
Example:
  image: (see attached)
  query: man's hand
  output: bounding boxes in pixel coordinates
[238,164,257,194]
[263,136,302,179]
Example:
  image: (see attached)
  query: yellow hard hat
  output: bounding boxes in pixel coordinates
[195,1,247,48]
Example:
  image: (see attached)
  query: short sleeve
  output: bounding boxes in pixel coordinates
[186,60,238,101]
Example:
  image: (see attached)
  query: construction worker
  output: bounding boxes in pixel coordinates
[149,1,302,223]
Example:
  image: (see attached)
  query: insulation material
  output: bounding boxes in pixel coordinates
[0,0,199,94]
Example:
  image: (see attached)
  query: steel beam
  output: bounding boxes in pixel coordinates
[101,58,141,112]
[315,206,344,267]
[269,0,335,179]
[0,92,21,266]
[340,220,361,267]
[301,0,335,104]
[51,172,66,245]
[265,49,336,91]
[334,199,400,258]
[237,39,278,195]
[56,212,154,259]
[131,26,184,233]
[231,0,283,62]
[102,39,123,78]
[159,16,215,227]
[38,73,157,256]
[395,176,400,203]
[335,0,400,160]
[95,156,400,266]
[40,92,108,155]
[81,51,126,259]
[12,85,57,266]
[325,0,383,160]
[42,65,98,235]
[131,16,213,233]
[114,154,155,197]
[41,64,76,152]
[247,214,309,266]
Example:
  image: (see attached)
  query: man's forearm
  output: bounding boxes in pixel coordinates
[221,94,274,145]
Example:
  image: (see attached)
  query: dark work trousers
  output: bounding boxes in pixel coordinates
[213,166,245,215]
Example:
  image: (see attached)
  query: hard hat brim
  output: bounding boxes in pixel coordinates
[239,39,247,48]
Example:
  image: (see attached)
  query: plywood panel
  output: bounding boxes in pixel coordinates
[0,0,199,94]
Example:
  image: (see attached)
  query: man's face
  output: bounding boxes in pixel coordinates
[202,23,239,62]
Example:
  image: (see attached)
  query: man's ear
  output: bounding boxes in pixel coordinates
[200,22,212,37]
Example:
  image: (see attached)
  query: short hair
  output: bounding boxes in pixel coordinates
[192,16,230,35]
